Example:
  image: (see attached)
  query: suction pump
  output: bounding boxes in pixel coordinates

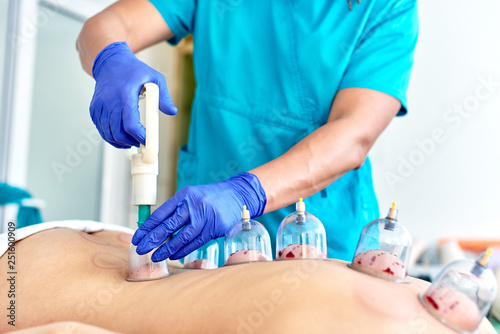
[419,249,498,333]
[127,83,170,282]
[276,198,327,260]
[184,239,219,269]
[350,202,411,282]
[224,205,272,265]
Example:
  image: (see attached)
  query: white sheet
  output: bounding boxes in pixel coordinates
[0,220,134,257]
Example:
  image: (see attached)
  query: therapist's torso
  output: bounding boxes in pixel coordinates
[149,0,419,262]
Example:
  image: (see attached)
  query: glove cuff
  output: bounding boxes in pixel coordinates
[228,172,267,218]
[92,41,133,79]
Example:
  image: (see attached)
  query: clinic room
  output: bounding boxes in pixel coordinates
[0,0,499,333]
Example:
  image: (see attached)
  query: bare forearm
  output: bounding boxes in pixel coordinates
[77,12,128,75]
[250,88,400,213]
[76,0,173,76]
[251,120,367,213]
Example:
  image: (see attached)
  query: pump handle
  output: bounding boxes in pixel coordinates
[139,83,159,164]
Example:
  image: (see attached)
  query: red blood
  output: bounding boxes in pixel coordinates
[426,296,439,310]
[286,251,295,258]
[244,250,248,255]
[382,267,394,275]
[357,260,361,264]
[278,251,282,257]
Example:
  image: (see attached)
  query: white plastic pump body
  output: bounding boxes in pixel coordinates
[130,83,159,206]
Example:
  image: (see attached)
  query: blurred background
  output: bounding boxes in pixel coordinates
[0,0,499,246]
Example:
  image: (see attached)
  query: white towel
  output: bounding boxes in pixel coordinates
[0,220,135,257]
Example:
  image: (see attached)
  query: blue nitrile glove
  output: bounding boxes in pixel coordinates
[90,41,177,148]
[132,172,267,262]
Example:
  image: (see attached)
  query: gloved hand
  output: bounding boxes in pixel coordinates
[132,172,267,262]
[90,41,177,148]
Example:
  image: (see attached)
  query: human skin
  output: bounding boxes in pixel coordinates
[76,0,401,216]
[277,244,327,260]
[183,259,217,269]
[226,249,272,265]
[422,286,483,332]
[352,249,407,281]
[0,228,495,334]
[6,321,122,334]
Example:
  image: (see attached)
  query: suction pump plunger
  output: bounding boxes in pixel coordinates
[419,249,498,333]
[127,83,170,282]
[350,202,411,282]
[276,198,327,260]
[224,205,272,265]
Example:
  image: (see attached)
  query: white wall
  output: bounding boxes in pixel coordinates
[0,0,7,95]
[25,8,102,221]
[370,0,500,243]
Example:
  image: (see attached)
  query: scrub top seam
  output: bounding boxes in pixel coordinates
[285,0,313,121]
[337,2,374,86]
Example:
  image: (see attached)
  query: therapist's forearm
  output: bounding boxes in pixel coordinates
[250,88,401,214]
[251,122,363,213]
[77,12,127,75]
[76,0,173,76]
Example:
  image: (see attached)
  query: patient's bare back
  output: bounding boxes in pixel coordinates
[0,228,494,334]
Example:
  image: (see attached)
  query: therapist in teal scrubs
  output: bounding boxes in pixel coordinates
[77,0,418,262]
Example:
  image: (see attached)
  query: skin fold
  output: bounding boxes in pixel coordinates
[0,229,495,334]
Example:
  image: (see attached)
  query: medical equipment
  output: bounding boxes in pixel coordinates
[132,172,266,262]
[90,42,177,148]
[276,198,327,260]
[127,83,170,282]
[419,249,498,333]
[184,239,219,269]
[224,205,272,265]
[350,202,411,282]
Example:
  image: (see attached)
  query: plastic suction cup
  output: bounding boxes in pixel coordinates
[276,198,327,260]
[419,249,498,333]
[184,239,219,269]
[224,206,272,265]
[127,244,171,282]
[350,202,411,282]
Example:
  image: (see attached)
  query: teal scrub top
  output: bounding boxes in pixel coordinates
[149,0,419,262]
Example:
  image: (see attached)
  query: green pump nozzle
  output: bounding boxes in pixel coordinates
[137,205,151,227]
